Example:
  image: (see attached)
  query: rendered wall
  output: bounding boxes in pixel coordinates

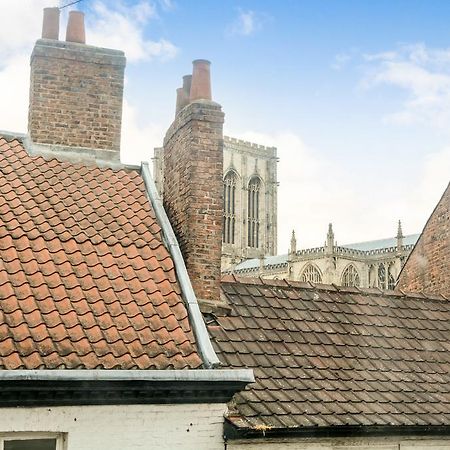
[228,437,450,450]
[0,403,227,450]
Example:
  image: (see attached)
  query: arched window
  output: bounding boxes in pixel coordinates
[388,264,396,290]
[247,177,261,248]
[378,264,386,289]
[223,172,237,244]
[300,264,322,283]
[341,265,360,287]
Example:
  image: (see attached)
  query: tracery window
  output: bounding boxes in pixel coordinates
[341,265,360,287]
[300,264,322,283]
[223,172,237,244]
[247,177,261,248]
[378,264,386,289]
[388,265,396,290]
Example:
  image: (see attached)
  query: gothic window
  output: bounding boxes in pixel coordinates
[378,264,386,289]
[341,265,360,287]
[388,264,396,290]
[300,264,322,284]
[223,172,237,244]
[247,177,261,248]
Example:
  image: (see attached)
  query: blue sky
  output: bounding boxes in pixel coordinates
[0,0,449,251]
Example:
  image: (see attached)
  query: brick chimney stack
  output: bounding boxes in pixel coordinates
[163,60,224,305]
[28,9,126,166]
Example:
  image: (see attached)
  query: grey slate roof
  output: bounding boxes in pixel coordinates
[342,233,420,251]
[209,276,450,432]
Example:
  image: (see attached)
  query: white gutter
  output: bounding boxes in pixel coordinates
[141,163,222,369]
[0,369,254,383]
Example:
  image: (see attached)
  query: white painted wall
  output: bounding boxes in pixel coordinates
[0,403,227,450]
[227,437,450,450]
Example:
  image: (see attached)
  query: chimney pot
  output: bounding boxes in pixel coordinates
[66,11,86,44]
[175,87,186,115]
[189,59,212,102]
[42,7,60,40]
[175,75,192,115]
[183,75,192,96]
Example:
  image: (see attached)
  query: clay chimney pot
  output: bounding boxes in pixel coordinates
[189,59,212,102]
[66,11,86,44]
[183,75,192,97]
[176,87,188,115]
[42,7,60,40]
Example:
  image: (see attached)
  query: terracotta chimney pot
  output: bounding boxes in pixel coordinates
[42,7,60,40]
[189,59,212,102]
[66,11,86,44]
[183,75,192,97]
[176,87,187,115]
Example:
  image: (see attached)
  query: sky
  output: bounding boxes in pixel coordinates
[0,0,449,253]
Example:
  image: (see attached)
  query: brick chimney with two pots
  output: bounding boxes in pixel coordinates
[163,60,224,309]
[28,8,126,166]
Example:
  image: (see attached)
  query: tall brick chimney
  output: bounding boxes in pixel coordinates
[163,60,224,306]
[28,9,126,165]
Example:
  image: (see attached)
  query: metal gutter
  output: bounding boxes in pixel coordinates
[0,369,254,383]
[141,162,222,369]
[224,422,450,440]
[0,369,254,407]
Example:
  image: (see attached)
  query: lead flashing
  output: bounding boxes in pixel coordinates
[0,369,254,383]
[23,136,126,170]
[141,162,222,369]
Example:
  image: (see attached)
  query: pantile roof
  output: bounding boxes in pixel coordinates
[209,275,450,432]
[0,136,202,370]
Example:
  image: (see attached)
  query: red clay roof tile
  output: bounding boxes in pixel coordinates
[0,136,202,370]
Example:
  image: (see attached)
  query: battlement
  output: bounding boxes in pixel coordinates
[224,135,277,158]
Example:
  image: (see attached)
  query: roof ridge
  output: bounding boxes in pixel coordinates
[221,275,449,302]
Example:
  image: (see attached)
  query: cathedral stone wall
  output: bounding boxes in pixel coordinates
[153,136,278,272]
[230,227,417,290]
[222,137,278,269]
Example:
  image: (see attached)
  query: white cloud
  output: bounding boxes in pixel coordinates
[0,0,57,63]
[227,9,267,37]
[86,1,178,62]
[362,43,450,127]
[120,100,165,166]
[0,0,176,138]
[0,0,58,132]
[228,129,450,252]
[331,52,352,71]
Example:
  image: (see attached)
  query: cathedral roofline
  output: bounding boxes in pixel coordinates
[229,233,420,273]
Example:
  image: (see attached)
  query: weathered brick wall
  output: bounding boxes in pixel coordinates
[397,183,450,298]
[29,39,125,153]
[163,101,224,302]
[0,403,227,449]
